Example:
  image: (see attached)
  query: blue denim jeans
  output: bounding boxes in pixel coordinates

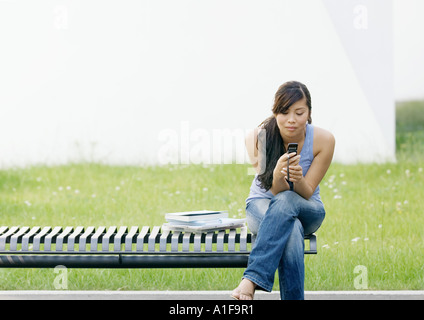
[243,191,325,300]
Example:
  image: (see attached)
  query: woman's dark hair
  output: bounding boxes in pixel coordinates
[257,81,312,191]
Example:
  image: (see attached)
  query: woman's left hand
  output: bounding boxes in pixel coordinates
[282,163,303,183]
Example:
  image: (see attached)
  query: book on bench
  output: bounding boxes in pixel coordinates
[162,210,246,233]
[165,210,228,223]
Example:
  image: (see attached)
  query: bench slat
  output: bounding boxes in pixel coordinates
[136,226,149,252]
[102,226,117,252]
[79,226,95,252]
[56,226,73,251]
[114,226,128,252]
[194,233,202,252]
[125,226,138,252]
[44,227,62,251]
[216,230,225,252]
[0,226,19,251]
[205,232,213,252]
[182,232,191,252]
[160,229,170,252]
[171,231,180,252]
[22,226,41,251]
[33,226,52,251]
[240,226,247,252]
[68,226,85,252]
[228,229,236,252]
[90,226,106,252]
[0,227,9,236]
[10,226,30,251]
[148,226,160,252]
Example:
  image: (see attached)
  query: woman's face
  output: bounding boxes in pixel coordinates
[275,98,310,139]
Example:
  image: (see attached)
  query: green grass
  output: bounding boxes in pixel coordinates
[1,101,424,291]
[396,100,424,161]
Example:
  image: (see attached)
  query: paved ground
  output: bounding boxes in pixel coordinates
[0,290,423,300]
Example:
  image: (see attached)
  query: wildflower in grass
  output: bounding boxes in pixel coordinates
[74,189,80,194]
[386,169,391,174]
[419,167,423,173]
[228,201,238,209]
[333,195,342,199]
[203,187,208,192]
[405,169,410,178]
[322,244,330,249]
[396,202,403,213]
[351,237,360,242]
[24,201,31,206]
[66,186,71,190]
[115,186,120,191]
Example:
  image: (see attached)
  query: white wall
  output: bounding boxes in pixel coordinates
[0,0,420,168]
[394,0,424,101]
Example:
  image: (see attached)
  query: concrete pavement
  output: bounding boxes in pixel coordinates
[0,290,423,300]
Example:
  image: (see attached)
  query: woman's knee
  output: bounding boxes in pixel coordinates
[245,199,271,235]
[269,191,299,218]
[246,214,261,235]
[272,190,299,203]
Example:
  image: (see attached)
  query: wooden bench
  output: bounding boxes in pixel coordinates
[0,226,317,268]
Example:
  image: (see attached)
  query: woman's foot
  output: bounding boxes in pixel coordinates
[231,278,256,300]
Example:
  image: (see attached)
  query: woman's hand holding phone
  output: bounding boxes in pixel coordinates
[271,151,302,195]
[282,152,303,183]
[273,152,300,182]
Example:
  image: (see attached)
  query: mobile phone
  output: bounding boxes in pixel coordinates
[286,143,298,190]
[287,143,298,155]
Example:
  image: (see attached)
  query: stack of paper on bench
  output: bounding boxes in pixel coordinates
[162,210,246,233]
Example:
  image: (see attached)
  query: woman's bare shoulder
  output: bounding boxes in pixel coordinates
[313,126,335,155]
[314,126,335,142]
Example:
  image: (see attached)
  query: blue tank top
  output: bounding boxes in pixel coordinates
[246,124,322,205]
